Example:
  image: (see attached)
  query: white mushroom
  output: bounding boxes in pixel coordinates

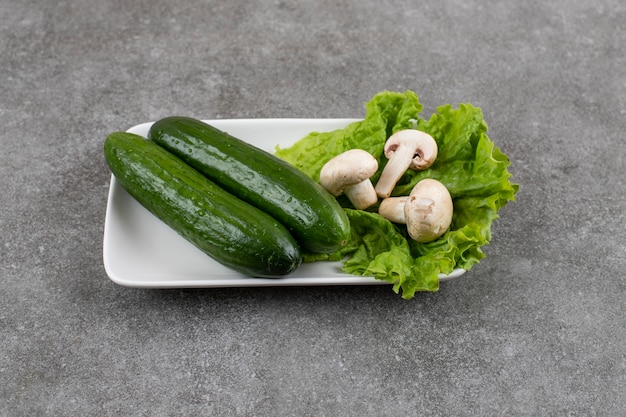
[319,149,379,210]
[378,196,409,224]
[374,129,438,198]
[404,179,453,243]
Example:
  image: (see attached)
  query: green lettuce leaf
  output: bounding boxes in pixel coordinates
[275,90,518,299]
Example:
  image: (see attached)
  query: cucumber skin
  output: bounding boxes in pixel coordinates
[148,116,350,253]
[104,132,302,277]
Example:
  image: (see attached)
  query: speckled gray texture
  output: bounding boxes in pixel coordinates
[1,0,625,416]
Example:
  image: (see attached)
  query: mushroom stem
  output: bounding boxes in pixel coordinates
[374,146,416,198]
[378,196,409,224]
[344,180,378,210]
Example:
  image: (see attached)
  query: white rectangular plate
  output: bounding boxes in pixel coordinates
[102,119,465,288]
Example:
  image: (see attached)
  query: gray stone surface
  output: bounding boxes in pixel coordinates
[1,0,625,415]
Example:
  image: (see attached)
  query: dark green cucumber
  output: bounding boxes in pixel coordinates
[148,116,350,253]
[104,132,302,277]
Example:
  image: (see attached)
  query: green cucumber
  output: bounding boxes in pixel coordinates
[148,116,350,253]
[104,132,302,277]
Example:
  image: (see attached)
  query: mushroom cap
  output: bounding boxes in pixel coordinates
[404,179,453,243]
[383,129,438,171]
[319,149,379,196]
